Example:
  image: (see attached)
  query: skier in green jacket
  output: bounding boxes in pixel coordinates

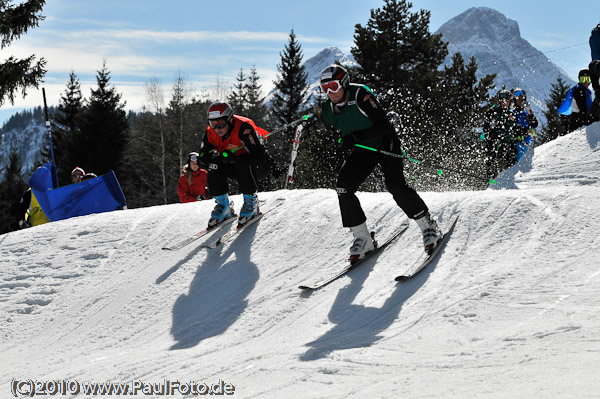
[319,64,441,262]
[482,89,518,178]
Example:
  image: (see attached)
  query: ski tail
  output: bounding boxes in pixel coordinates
[395,213,459,282]
[161,214,237,251]
[299,223,409,291]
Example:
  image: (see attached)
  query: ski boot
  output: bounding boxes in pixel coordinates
[208,194,233,228]
[238,193,259,226]
[415,212,442,254]
[348,222,376,264]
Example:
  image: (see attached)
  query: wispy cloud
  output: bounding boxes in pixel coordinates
[29,27,332,45]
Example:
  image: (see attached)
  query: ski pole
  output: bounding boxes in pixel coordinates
[42,88,59,188]
[262,114,311,139]
[220,114,312,159]
[350,143,498,185]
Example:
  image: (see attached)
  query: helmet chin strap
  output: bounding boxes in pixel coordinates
[334,89,350,110]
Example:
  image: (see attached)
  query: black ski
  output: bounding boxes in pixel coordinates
[299,224,409,291]
[161,214,237,251]
[201,198,286,249]
[395,214,459,282]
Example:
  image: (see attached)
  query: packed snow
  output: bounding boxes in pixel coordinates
[2,124,600,398]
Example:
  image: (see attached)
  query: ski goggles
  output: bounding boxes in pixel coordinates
[208,118,228,129]
[498,92,512,100]
[514,90,526,97]
[189,154,198,162]
[320,80,343,94]
[579,75,591,84]
[72,173,84,180]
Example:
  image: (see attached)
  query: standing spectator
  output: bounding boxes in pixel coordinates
[177,152,209,203]
[567,69,594,132]
[590,22,600,61]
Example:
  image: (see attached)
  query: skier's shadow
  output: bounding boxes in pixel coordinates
[300,249,435,361]
[170,223,260,350]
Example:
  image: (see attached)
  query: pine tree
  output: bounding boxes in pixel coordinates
[351,0,447,104]
[77,60,129,177]
[541,76,571,143]
[350,0,496,191]
[0,0,47,107]
[0,150,27,234]
[166,73,197,172]
[270,30,310,183]
[292,106,344,189]
[53,71,84,184]
[423,53,496,190]
[228,67,247,116]
[121,109,163,208]
[271,29,309,126]
[245,64,268,127]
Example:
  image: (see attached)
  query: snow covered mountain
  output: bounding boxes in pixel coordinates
[302,46,357,102]
[435,7,574,121]
[292,7,570,125]
[267,46,357,106]
[0,109,47,180]
[2,122,600,397]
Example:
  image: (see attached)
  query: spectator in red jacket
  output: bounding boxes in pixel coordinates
[177,152,209,203]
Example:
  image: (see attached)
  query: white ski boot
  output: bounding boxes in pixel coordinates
[415,212,442,254]
[349,222,375,264]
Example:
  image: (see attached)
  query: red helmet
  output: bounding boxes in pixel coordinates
[71,167,85,178]
[207,101,234,129]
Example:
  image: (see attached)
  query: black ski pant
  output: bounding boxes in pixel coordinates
[207,155,266,197]
[485,139,517,178]
[336,137,429,228]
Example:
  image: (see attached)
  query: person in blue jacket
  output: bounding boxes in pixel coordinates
[511,88,538,161]
[567,69,594,132]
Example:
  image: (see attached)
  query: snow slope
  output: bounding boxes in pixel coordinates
[2,123,600,398]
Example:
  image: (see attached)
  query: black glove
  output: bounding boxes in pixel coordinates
[220,150,235,164]
[199,149,218,167]
[339,134,358,149]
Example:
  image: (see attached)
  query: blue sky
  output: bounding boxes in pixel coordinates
[1,0,597,125]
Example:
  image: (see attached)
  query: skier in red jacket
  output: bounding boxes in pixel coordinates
[198,101,270,227]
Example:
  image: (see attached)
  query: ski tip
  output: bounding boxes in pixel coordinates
[298,285,314,290]
[395,275,408,282]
